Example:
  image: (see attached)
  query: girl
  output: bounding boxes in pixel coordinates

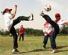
[2,5,33,53]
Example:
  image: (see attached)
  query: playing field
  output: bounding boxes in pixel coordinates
[0,35,68,55]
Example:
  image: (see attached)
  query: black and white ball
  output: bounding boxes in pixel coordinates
[44,4,51,12]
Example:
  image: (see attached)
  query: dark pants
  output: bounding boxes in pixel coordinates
[19,33,24,41]
[43,32,56,49]
[12,16,30,26]
[9,16,30,49]
[10,26,18,49]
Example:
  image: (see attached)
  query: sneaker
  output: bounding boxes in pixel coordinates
[43,45,46,48]
[31,13,34,20]
[12,49,19,54]
[51,49,57,53]
[29,13,34,21]
[40,11,44,16]
[15,49,19,52]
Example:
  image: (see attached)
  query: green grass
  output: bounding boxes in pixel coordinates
[0,35,68,55]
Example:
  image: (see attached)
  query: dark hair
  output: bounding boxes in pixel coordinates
[2,8,12,15]
[55,13,60,18]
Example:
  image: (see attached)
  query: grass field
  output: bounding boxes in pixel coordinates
[0,35,68,55]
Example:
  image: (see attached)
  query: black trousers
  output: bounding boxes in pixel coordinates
[19,33,24,41]
[9,16,30,49]
[43,32,56,49]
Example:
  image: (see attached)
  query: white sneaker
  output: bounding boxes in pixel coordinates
[29,14,34,21]
[51,50,56,53]
[12,49,15,53]
[12,49,19,54]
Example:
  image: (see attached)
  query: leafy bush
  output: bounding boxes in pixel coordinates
[0,30,10,35]
[25,28,43,36]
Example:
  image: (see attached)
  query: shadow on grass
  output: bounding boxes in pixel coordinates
[14,48,51,54]
[57,49,68,53]
[57,45,68,49]
[56,45,68,53]
[12,46,68,54]
[19,49,46,53]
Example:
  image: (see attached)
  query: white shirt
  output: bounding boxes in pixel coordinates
[43,22,54,36]
[57,19,67,32]
[3,13,13,31]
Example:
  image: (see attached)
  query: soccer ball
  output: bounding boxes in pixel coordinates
[44,4,51,12]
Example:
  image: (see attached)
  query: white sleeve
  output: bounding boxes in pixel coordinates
[8,14,13,19]
[62,20,68,24]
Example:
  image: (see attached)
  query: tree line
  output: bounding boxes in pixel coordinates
[0,27,68,36]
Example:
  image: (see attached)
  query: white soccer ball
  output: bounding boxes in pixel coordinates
[44,4,51,12]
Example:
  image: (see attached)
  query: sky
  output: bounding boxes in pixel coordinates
[0,0,68,30]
